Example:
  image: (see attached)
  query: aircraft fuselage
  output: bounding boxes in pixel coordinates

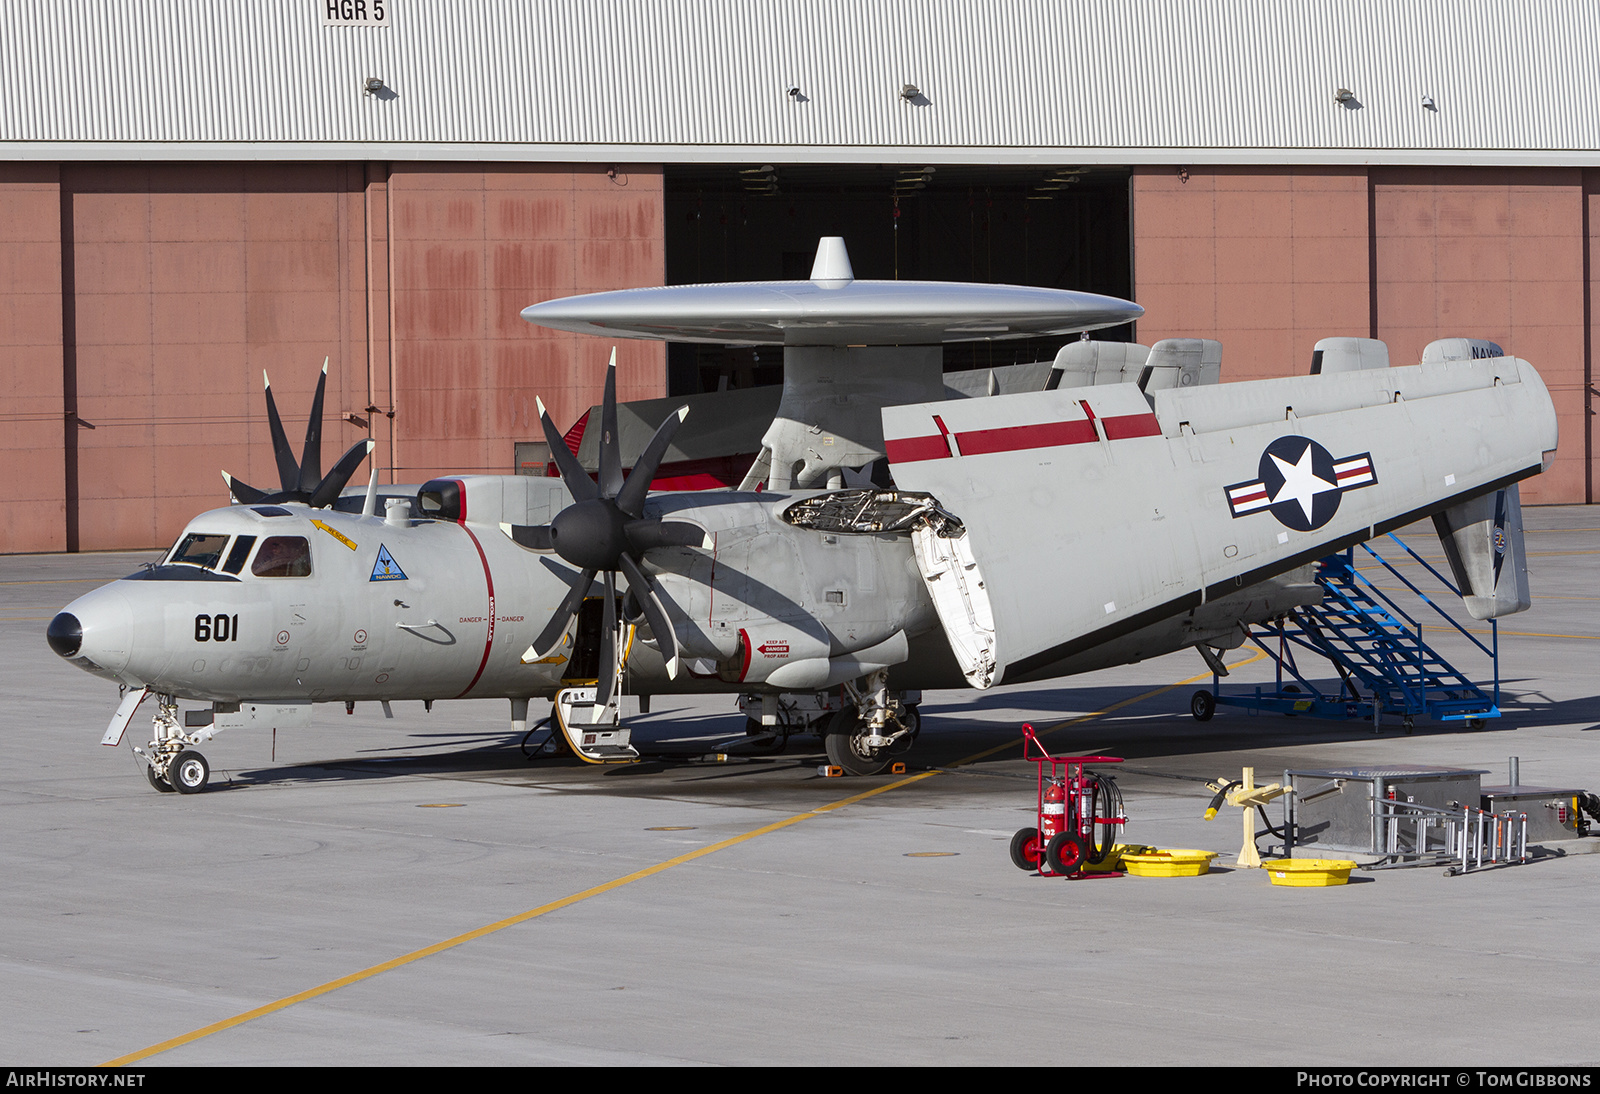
[48,488,948,707]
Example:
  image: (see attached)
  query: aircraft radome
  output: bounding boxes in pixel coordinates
[47,239,1557,793]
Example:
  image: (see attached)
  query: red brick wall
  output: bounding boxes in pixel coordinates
[1372,168,1588,505]
[0,162,664,553]
[1132,166,1372,381]
[1133,164,1595,504]
[0,165,66,553]
[387,163,664,482]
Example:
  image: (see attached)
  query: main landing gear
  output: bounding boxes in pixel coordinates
[822,670,920,776]
[133,695,214,794]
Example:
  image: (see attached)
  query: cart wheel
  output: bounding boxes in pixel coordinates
[1190,690,1215,722]
[1045,833,1089,877]
[1009,828,1043,872]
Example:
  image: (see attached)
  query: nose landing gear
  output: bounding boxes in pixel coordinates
[132,695,214,794]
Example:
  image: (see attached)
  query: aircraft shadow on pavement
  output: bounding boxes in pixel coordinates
[211,679,1600,791]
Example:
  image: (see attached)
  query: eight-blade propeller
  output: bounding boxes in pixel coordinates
[505,350,709,713]
[222,359,374,508]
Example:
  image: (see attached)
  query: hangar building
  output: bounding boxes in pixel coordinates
[3,0,1597,552]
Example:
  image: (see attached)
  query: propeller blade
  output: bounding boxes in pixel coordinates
[597,349,624,501]
[537,396,599,503]
[530,567,596,659]
[306,439,375,508]
[615,405,689,518]
[262,371,302,494]
[618,553,679,679]
[625,520,712,553]
[502,523,554,551]
[594,571,619,715]
[297,358,328,493]
[221,471,270,505]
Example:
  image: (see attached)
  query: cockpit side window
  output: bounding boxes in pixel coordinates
[221,535,258,575]
[169,533,231,570]
[251,536,313,578]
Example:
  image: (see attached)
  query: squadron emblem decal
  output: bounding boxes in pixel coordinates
[1225,437,1377,532]
[369,544,408,582]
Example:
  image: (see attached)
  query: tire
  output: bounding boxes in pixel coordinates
[169,750,210,794]
[823,710,891,776]
[1191,690,1215,722]
[902,704,921,741]
[1009,828,1043,871]
[1045,832,1090,876]
[145,763,174,793]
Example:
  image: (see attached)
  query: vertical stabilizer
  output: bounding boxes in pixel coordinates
[1047,340,1150,390]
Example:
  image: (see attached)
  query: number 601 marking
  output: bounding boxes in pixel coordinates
[194,614,239,642]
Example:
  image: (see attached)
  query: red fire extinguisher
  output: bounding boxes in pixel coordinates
[1041,779,1065,842]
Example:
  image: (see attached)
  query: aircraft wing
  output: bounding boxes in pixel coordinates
[884,357,1556,686]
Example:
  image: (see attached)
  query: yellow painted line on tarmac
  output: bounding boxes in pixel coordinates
[103,652,1260,1066]
[103,769,937,1066]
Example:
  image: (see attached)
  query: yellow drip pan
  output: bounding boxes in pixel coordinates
[1120,849,1216,877]
[1080,844,1156,873]
[1264,859,1357,887]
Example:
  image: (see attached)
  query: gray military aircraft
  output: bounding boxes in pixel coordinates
[47,239,1556,792]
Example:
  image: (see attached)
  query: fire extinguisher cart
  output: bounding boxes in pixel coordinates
[1009,724,1127,877]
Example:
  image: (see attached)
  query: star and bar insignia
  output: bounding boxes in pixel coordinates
[1225,436,1378,532]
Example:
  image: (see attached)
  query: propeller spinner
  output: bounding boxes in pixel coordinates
[222,359,375,508]
[506,350,709,712]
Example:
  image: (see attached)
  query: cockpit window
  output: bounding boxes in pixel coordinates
[221,535,257,575]
[169,533,231,570]
[251,536,313,578]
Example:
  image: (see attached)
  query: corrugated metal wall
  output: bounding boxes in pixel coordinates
[4,0,1598,159]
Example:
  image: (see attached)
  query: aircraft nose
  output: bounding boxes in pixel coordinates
[52,587,135,676]
[46,612,83,658]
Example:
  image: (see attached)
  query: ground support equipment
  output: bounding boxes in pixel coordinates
[1196,536,1499,731]
[1008,724,1125,878]
[1370,797,1529,875]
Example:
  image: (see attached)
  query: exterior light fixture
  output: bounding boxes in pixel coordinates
[364,77,384,95]
[1421,94,1437,110]
[786,85,801,98]
[1334,88,1354,104]
[900,83,920,101]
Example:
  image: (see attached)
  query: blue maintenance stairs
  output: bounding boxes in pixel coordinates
[1204,535,1500,730]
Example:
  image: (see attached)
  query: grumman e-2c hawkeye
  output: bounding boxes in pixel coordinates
[47,239,1555,792]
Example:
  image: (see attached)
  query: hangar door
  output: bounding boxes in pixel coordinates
[663,164,1132,395]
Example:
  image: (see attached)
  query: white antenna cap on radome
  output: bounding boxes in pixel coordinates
[809,237,854,285]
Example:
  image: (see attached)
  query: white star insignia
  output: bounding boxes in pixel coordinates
[1270,443,1338,523]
